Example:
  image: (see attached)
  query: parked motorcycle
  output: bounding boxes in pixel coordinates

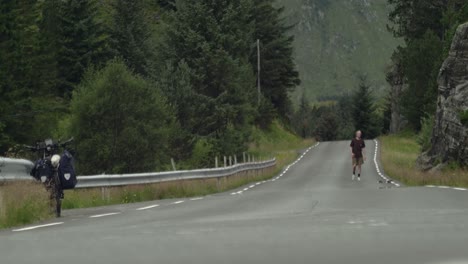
[25,138,77,217]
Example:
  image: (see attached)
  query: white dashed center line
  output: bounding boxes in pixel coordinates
[89,212,121,218]
[190,197,203,201]
[12,222,64,232]
[136,205,159,211]
[173,200,185,204]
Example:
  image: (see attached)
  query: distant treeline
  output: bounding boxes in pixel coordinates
[291,77,383,141]
[291,0,468,144]
[0,0,299,174]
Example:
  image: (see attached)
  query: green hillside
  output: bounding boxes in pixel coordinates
[278,0,401,102]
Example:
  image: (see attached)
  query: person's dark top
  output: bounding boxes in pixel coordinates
[350,138,365,158]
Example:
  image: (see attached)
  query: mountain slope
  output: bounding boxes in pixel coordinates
[278,0,401,102]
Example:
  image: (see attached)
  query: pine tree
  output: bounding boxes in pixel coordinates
[352,77,379,138]
[161,0,256,155]
[52,0,111,97]
[251,0,300,119]
[110,0,152,76]
[0,0,42,151]
[400,30,443,130]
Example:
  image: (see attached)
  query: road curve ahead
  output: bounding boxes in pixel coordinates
[2,141,468,264]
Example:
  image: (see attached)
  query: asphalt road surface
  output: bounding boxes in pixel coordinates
[2,141,468,264]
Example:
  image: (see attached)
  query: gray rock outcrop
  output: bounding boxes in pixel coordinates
[417,22,468,169]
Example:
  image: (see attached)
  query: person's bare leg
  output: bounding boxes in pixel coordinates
[352,162,356,180]
[357,164,362,180]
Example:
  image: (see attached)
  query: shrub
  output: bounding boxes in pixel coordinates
[69,59,176,174]
[459,110,468,127]
[417,115,434,152]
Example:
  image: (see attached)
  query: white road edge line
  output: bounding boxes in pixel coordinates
[89,212,121,218]
[12,222,64,232]
[373,139,400,187]
[426,185,467,191]
[136,205,159,211]
[237,142,320,194]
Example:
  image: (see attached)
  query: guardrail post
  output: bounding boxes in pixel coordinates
[101,187,110,201]
[229,156,232,166]
[234,156,237,165]
[224,156,227,167]
[243,152,246,163]
[171,158,177,171]
[215,156,218,168]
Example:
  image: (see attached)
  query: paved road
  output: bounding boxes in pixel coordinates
[2,141,468,264]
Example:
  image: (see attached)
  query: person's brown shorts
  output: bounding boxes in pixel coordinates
[353,157,364,166]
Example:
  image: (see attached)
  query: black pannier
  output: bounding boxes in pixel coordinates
[58,150,77,189]
[31,159,52,182]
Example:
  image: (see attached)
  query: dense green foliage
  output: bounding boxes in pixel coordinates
[0,0,300,173]
[291,77,381,141]
[49,0,112,97]
[417,115,434,152]
[110,0,152,76]
[159,0,256,158]
[386,0,468,131]
[69,60,174,174]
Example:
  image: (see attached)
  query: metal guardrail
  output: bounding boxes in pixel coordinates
[0,157,35,181]
[0,157,276,188]
[76,159,276,188]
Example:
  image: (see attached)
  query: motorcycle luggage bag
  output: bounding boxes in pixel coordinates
[58,150,77,189]
[31,159,52,182]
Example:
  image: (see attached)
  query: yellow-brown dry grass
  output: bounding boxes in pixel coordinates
[0,181,50,228]
[62,166,277,209]
[380,134,468,187]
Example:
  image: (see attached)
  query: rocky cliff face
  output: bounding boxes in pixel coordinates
[418,22,468,170]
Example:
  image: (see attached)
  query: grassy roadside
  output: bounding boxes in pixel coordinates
[380,133,468,187]
[0,122,313,228]
[0,181,50,229]
[249,121,315,168]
